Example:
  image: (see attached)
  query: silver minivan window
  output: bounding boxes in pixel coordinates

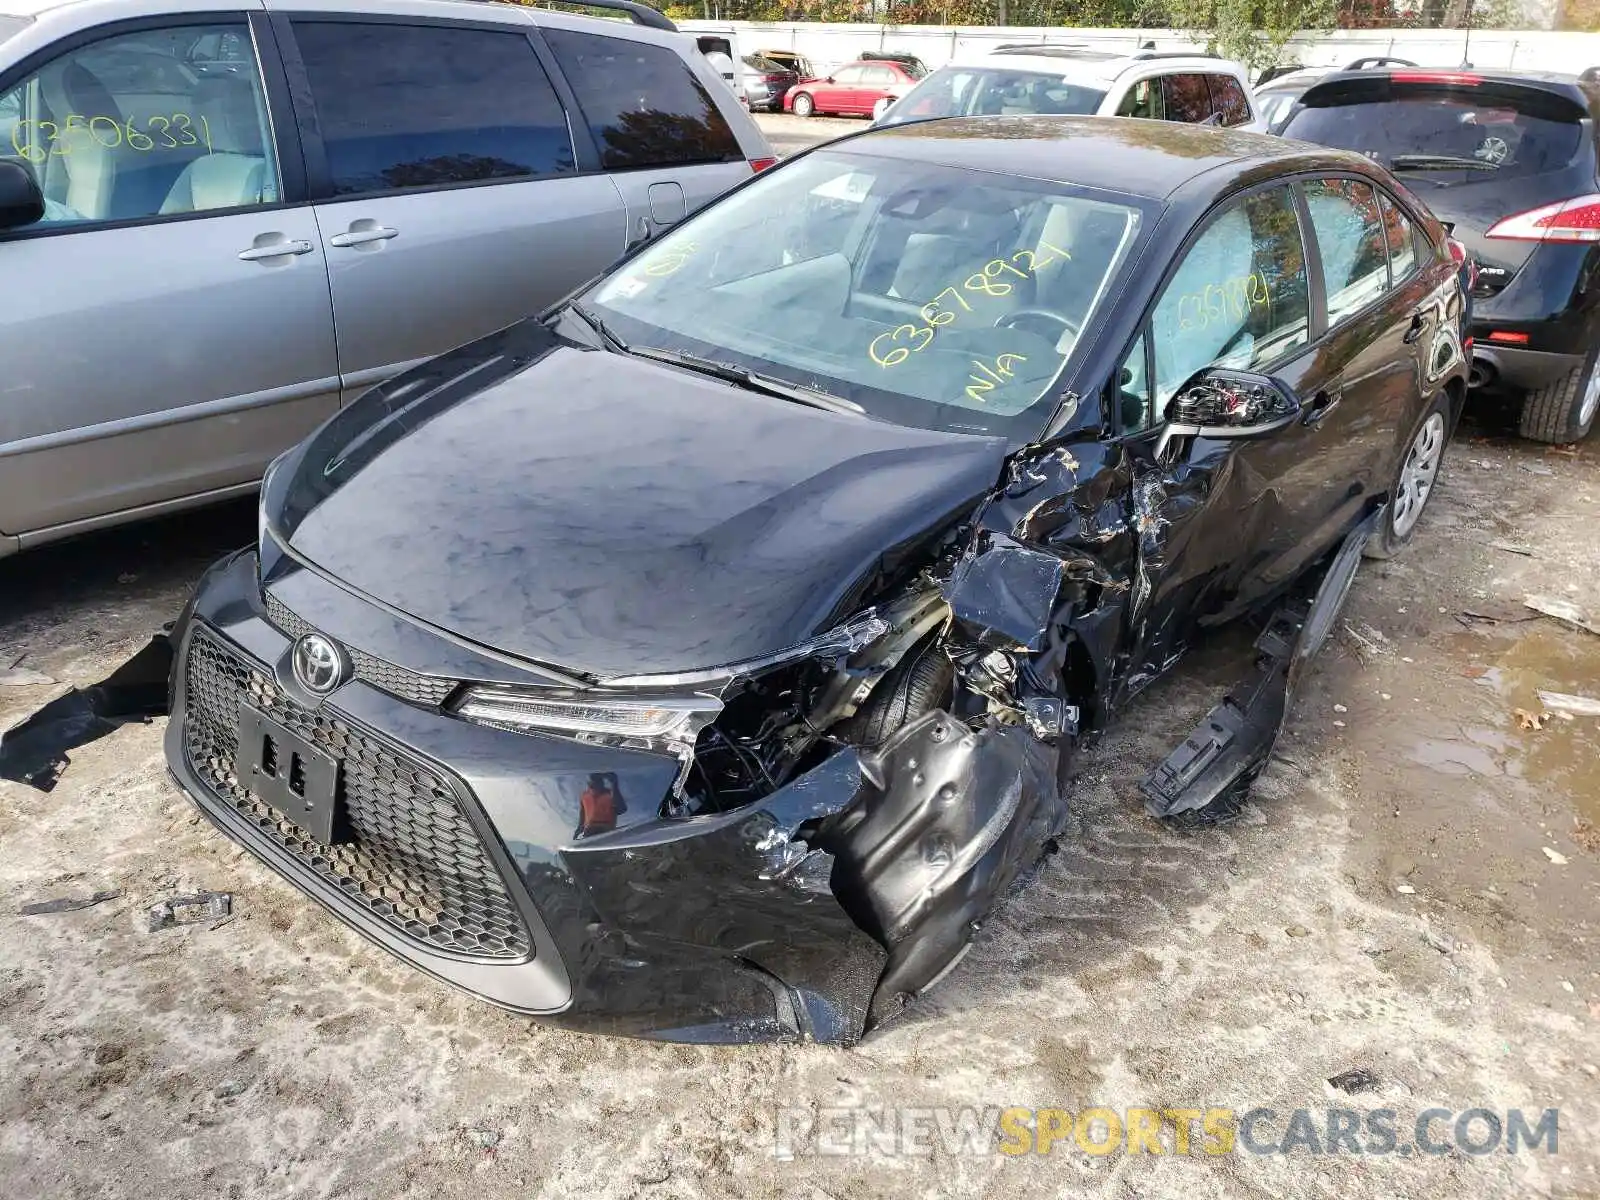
[2,21,281,226]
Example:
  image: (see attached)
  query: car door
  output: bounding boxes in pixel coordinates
[276,7,628,400]
[1111,182,1347,688]
[1297,175,1442,547]
[0,13,339,539]
[821,65,866,115]
[541,26,752,243]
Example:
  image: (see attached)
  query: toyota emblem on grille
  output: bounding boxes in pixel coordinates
[292,633,347,695]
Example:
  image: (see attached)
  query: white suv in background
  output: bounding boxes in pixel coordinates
[874,45,1265,132]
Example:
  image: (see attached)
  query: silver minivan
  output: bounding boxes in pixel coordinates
[0,0,773,557]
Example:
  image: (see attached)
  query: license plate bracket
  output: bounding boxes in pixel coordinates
[238,705,345,844]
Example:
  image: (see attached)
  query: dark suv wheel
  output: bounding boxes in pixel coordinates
[1519,344,1600,444]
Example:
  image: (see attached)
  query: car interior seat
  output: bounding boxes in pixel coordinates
[37,61,122,221]
[161,76,271,214]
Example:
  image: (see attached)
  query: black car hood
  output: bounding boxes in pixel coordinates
[271,325,1008,679]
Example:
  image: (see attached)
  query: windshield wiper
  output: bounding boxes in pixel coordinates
[626,346,866,417]
[566,302,630,354]
[1388,153,1498,172]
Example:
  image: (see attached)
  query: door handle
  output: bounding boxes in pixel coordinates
[1402,311,1428,344]
[1302,389,1343,427]
[238,237,313,261]
[328,225,399,248]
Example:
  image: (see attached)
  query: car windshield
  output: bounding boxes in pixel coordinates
[1255,90,1300,129]
[1282,93,1583,178]
[743,54,784,72]
[583,150,1149,439]
[879,67,1107,125]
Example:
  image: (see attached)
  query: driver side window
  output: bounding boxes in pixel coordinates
[0,21,280,230]
[1142,184,1310,421]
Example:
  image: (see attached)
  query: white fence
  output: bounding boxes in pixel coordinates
[684,21,1600,77]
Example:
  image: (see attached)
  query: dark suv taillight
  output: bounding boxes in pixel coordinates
[1485,195,1600,243]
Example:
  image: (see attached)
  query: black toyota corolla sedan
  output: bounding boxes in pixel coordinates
[163,118,1468,1045]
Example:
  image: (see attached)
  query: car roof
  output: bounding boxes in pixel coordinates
[941,46,1240,85]
[1297,66,1600,117]
[830,114,1372,201]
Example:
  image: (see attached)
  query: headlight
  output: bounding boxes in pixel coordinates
[452,688,722,739]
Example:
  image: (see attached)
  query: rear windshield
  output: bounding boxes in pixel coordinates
[879,67,1106,125]
[1283,92,1583,179]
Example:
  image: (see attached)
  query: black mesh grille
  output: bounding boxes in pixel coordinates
[263,593,457,708]
[182,626,532,960]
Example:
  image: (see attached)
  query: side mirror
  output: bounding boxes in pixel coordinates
[0,160,43,232]
[1155,368,1299,458]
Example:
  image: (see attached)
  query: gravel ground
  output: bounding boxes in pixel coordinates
[1,359,1598,1192]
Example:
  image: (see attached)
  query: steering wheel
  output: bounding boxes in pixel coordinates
[996,308,1080,346]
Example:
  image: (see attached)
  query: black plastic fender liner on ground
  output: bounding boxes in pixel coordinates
[1139,507,1384,820]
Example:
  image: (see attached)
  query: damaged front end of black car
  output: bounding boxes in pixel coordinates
[153,318,1105,1046]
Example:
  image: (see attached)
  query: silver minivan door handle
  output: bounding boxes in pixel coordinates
[328,225,399,248]
[238,237,314,262]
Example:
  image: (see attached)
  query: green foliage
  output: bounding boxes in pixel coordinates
[1167,0,1337,68]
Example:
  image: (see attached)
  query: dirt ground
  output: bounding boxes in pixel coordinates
[0,398,1596,1199]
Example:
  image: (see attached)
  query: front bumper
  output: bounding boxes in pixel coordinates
[164,549,888,1043]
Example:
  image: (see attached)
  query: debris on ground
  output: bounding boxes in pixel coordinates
[0,632,173,791]
[0,667,55,687]
[1524,594,1600,637]
[464,1128,503,1152]
[1327,1068,1382,1095]
[1488,541,1535,557]
[1542,847,1569,866]
[1423,930,1455,955]
[147,892,232,932]
[1574,818,1600,854]
[213,1079,249,1099]
[19,889,121,916]
[1513,707,1550,731]
[1536,690,1600,717]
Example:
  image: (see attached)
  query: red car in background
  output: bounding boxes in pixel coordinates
[784,59,920,118]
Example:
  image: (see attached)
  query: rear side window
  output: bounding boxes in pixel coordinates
[1379,191,1418,283]
[1161,73,1212,123]
[1207,74,1252,126]
[1303,178,1390,323]
[1282,92,1583,180]
[294,22,574,197]
[545,28,741,171]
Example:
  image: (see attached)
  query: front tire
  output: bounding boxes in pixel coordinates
[838,633,952,746]
[1518,345,1600,444]
[1364,394,1451,560]
[791,91,815,118]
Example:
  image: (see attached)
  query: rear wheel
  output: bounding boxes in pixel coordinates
[791,91,815,118]
[1518,345,1600,444]
[872,96,892,121]
[1365,394,1451,560]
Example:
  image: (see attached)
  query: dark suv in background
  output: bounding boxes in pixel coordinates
[1281,68,1600,443]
